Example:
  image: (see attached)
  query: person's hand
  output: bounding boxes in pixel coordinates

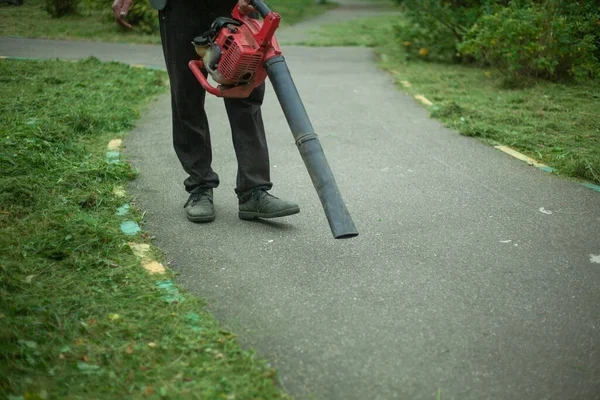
[112,0,133,29]
[238,0,260,15]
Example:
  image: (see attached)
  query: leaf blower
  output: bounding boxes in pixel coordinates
[188,0,358,239]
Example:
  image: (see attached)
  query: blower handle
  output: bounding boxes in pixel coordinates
[188,60,222,97]
[249,0,272,18]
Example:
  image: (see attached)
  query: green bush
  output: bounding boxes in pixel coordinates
[80,0,158,34]
[394,0,600,81]
[393,0,507,62]
[459,1,600,81]
[45,0,80,17]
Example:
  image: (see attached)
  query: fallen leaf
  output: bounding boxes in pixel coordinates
[147,342,157,348]
[59,354,65,360]
[145,387,153,395]
[81,355,90,362]
[125,346,133,354]
[25,275,34,284]
[88,319,97,325]
[75,338,85,345]
[263,369,277,379]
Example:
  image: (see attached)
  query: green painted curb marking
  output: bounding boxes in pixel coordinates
[155,280,185,304]
[105,151,120,164]
[120,221,141,235]
[116,203,130,216]
[582,183,600,193]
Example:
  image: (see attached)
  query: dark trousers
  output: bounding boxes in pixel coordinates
[158,0,272,200]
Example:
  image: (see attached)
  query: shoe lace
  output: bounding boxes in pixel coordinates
[252,188,275,203]
[185,191,210,208]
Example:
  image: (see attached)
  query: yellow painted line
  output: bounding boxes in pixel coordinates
[107,138,122,151]
[129,242,151,259]
[494,145,550,169]
[113,186,126,197]
[130,64,146,69]
[128,243,166,275]
[415,95,433,106]
[142,261,167,275]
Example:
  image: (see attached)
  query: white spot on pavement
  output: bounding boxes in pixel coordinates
[268,240,274,244]
[590,254,600,264]
[539,207,553,215]
[500,240,512,243]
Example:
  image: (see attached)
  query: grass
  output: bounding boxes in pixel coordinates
[299,15,600,185]
[0,58,289,399]
[0,0,336,44]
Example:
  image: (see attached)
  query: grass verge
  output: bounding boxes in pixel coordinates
[298,14,600,185]
[0,58,289,399]
[0,0,336,45]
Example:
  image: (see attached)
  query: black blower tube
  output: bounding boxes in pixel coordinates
[250,0,271,18]
[265,56,359,239]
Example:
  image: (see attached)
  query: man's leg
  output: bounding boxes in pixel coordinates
[225,85,300,220]
[159,0,220,221]
[159,0,219,193]
[224,84,273,200]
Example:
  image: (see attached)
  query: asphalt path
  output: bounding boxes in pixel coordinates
[2,2,599,399]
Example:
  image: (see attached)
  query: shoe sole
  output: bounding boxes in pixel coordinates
[239,206,300,220]
[187,214,215,223]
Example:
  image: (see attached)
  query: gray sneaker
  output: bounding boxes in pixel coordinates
[184,189,215,223]
[239,188,300,220]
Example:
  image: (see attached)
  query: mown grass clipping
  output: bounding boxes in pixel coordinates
[0,58,288,399]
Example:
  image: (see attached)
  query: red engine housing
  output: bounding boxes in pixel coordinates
[189,6,282,98]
